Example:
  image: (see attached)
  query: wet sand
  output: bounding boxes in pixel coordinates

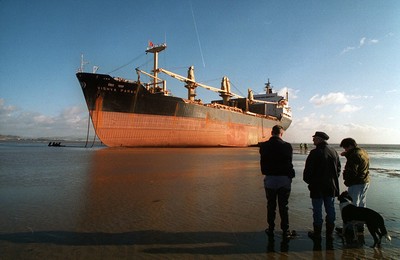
[0,146,399,259]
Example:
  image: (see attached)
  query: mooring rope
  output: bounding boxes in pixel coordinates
[84,111,91,148]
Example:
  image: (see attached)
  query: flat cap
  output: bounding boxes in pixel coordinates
[313,131,329,140]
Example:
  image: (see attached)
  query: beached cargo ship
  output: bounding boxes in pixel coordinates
[76,44,292,147]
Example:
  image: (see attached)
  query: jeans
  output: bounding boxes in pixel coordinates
[265,187,291,231]
[311,197,335,226]
[348,183,370,207]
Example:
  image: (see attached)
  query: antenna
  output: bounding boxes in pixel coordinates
[265,78,272,94]
[79,54,89,72]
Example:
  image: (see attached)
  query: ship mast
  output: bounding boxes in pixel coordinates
[145,43,167,89]
[139,43,246,100]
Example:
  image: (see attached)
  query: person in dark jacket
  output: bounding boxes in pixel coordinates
[340,138,370,207]
[303,131,341,241]
[260,125,295,238]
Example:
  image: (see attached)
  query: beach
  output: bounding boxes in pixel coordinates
[0,142,399,259]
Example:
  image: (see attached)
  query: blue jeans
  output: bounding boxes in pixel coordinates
[348,183,369,207]
[311,197,335,226]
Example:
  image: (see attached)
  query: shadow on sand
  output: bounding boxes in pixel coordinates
[1,230,301,255]
[0,230,390,257]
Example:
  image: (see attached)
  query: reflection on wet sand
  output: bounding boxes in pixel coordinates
[0,147,398,258]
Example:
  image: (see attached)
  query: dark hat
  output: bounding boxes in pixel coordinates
[313,131,329,140]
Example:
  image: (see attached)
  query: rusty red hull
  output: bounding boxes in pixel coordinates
[77,72,291,147]
[90,110,282,147]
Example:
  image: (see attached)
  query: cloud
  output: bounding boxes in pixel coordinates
[0,98,17,116]
[285,119,400,144]
[0,99,91,139]
[278,87,298,100]
[341,36,379,55]
[385,32,394,38]
[341,46,356,54]
[359,37,366,46]
[335,104,362,113]
[369,39,379,44]
[309,92,368,113]
[309,92,349,106]
[33,115,55,124]
[347,94,372,100]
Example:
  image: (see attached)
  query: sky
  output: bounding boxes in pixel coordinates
[0,0,399,144]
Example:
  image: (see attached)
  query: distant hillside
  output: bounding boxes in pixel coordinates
[0,135,79,142]
[0,135,22,141]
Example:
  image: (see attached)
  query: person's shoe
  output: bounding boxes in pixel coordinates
[265,228,274,237]
[308,225,322,240]
[308,231,321,240]
[283,230,291,239]
[282,230,297,240]
[326,223,335,241]
[326,237,334,250]
[335,227,343,234]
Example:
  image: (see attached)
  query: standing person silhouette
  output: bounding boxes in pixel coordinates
[259,125,295,239]
[303,131,341,242]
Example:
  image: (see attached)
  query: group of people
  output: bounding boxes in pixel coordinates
[259,125,370,243]
[299,143,308,150]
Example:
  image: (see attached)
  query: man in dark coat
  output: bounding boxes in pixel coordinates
[303,131,341,241]
[260,125,295,238]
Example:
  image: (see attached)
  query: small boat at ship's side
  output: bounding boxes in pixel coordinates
[76,43,292,147]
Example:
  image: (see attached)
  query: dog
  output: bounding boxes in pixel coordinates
[338,191,391,248]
